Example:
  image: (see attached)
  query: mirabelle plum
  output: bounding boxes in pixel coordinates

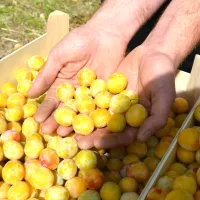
[47,136,61,151]
[72,114,94,135]
[169,110,176,119]
[155,140,171,159]
[75,150,97,170]
[156,176,173,193]
[56,83,75,102]
[177,146,195,164]
[100,182,121,200]
[146,187,167,200]
[7,93,26,108]
[65,177,87,198]
[169,163,187,175]
[78,190,101,200]
[147,136,159,148]
[0,118,7,134]
[0,182,10,199]
[17,80,32,97]
[166,190,194,200]
[75,86,91,99]
[95,92,113,111]
[127,141,147,159]
[185,168,197,179]
[126,162,149,183]
[165,170,180,180]
[106,158,123,171]
[119,177,137,192]
[2,160,24,184]
[107,72,127,94]
[56,137,78,159]
[27,98,39,107]
[3,140,24,160]
[90,79,107,97]
[175,114,187,128]
[196,168,200,186]
[39,148,59,170]
[0,93,7,108]
[144,157,160,172]
[77,68,96,87]
[155,118,175,138]
[168,127,178,138]
[78,168,104,189]
[2,82,17,96]
[173,175,197,195]
[28,55,45,71]
[57,159,77,180]
[196,150,200,164]
[22,103,37,118]
[27,182,39,199]
[22,117,39,136]
[76,95,95,115]
[172,97,189,114]
[120,90,139,105]
[31,70,39,80]
[25,159,40,179]
[125,104,148,127]
[110,94,131,114]
[44,185,69,200]
[8,181,30,200]
[26,133,42,141]
[96,153,108,170]
[194,105,200,122]
[24,139,44,159]
[7,121,21,134]
[104,170,121,183]
[15,68,32,83]
[195,190,200,200]
[147,148,156,157]
[122,154,140,166]
[107,113,126,133]
[27,165,54,190]
[189,162,200,170]
[120,192,139,200]
[64,99,77,112]
[41,132,57,143]
[178,128,199,151]
[53,171,64,186]
[1,130,21,143]
[90,108,111,128]
[109,146,126,159]
[54,106,76,126]
[5,107,23,122]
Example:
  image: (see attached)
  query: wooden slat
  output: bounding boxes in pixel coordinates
[46,10,69,54]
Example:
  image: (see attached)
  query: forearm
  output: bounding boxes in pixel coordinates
[87,0,167,44]
[144,0,200,68]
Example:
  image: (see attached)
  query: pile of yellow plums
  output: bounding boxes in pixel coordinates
[0,54,191,200]
[54,67,149,135]
[147,103,200,200]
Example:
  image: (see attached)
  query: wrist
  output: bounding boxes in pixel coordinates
[87,0,167,45]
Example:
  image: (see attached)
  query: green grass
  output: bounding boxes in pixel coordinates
[0,0,101,58]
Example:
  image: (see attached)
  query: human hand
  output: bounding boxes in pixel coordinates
[28,24,127,136]
[76,45,176,149]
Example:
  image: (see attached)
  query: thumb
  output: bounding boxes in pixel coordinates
[28,48,64,98]
[137,71,175,142]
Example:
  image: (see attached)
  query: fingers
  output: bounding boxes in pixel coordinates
[41,115,59,134]
[28,51,63,98]
[57,126,73,137]
[76,126,138,149]
[137,72,175,142]
[95,126,138,149]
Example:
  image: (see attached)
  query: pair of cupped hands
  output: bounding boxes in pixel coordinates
[28,23,176,149]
